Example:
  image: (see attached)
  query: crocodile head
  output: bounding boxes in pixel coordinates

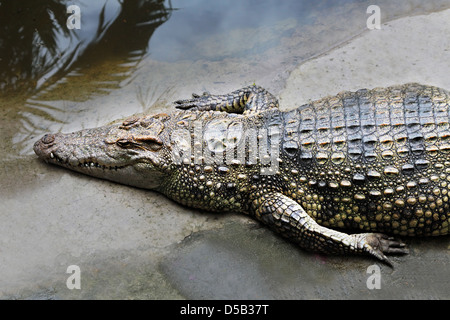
[33,113,174,190]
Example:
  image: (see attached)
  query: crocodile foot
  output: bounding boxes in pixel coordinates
[354,233,409,267]
[174,92,210,110]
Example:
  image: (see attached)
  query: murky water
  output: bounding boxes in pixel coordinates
[1,0,450,299]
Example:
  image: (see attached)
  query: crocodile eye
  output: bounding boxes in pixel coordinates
[134,136,163,151]
[116,139,132,148]
[147,141,163,151]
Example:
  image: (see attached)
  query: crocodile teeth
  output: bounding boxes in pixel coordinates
[50,152,54,159]
[75,161,125,170]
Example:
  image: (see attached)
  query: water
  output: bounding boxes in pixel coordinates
[1,0,450,299]
[1,0,450,158]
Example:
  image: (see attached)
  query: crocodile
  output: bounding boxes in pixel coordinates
[34,83,450,265]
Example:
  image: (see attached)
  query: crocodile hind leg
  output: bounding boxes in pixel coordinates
[174,85,279,114]
[251,192,408,266]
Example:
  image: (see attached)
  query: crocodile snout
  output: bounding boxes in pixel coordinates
[33,133,60,159]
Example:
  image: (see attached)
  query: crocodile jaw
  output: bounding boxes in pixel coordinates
[33,129,164,190]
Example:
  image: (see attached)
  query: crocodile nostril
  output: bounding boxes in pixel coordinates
[42,134,56,144]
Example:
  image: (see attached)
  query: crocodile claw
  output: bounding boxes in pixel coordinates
[173,97,202,110]
[361,233,409,267]
[174,100,198,110]
[174,91,212,110]
[191,91,210,98]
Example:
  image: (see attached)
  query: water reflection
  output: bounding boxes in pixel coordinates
[0,0,70,93]
[0,0,172,156]
[0,0,172,97]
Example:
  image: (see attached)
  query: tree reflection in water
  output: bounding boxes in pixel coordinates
[0,0,172,97]
[0,0,172,155]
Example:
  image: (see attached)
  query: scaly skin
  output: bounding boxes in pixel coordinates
[34,83,450,265]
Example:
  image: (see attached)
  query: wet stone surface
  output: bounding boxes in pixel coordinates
[161,221,450,299]
[6,219,450,299]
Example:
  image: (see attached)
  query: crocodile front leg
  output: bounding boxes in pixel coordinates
[251,192,408,266]
[174,85,279,114]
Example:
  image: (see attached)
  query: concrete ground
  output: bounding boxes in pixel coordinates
[1,6,449,299]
